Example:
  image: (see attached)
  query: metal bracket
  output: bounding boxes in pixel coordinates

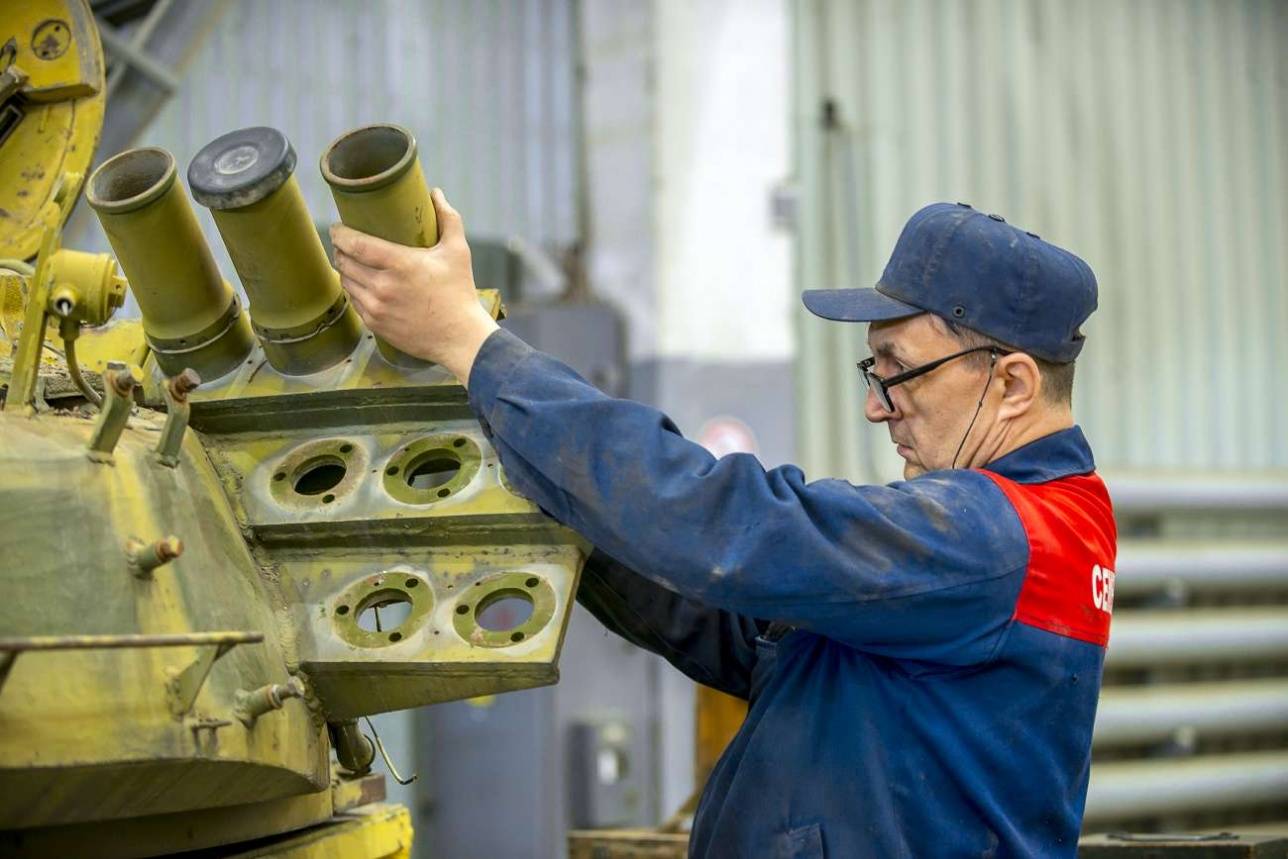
[86,361,142,463]
[167,640,236,718]
[153,368,200,467]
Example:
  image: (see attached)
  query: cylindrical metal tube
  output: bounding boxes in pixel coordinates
[1084,751,1288,823]
[321,123,437,368]
[1093,679,1288,748]
[1105,608,1288,668]
[329,719,375,775]
[1114,540,1288,596]
[86,147,254,380]
[189,127,362,375]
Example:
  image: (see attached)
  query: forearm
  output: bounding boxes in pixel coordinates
[577,549,761,699]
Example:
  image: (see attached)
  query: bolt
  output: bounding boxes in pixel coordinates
[167,368,201,402]
[234,677,306,727]
[106,365,142,398]
[127,536,184,577]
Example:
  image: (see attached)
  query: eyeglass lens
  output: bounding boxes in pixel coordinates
[861,367,895,413]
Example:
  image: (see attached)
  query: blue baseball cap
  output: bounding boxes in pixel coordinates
[802,202,1097,363]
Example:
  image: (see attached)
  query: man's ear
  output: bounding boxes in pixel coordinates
[996,353,1041,419]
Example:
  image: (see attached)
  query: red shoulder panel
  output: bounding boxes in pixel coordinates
[979,470,1118,647]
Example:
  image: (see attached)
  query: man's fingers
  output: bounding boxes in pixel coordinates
[333,249,385,291]
[330,223,402,269]
[431,188,465,243]
[339,273,381,322]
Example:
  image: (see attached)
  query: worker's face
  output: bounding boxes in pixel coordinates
[864,315,997,479]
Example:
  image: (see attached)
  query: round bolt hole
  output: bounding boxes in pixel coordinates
[322,494,335,504]
[339,443,353,454]
[386,465,400,476]
[437,488,450,498]
[294,457,346,496]
[406,578,419,588]
[476,590,534,632]
[336,604,350,615]
[273,472,286,481]
[525,577,539,588]
[389,631,403,642]
[357,592,413,632]
[455,604,470,615]
[510,631,525,643]
[453,438,466,448]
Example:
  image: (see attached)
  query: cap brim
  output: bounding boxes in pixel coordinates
[801,288,923,322]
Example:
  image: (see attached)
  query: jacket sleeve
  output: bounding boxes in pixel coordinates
[468,329,1032,666]
[577,548,762,699]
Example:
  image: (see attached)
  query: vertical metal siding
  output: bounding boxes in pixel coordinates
[793,0,1288,478]
[72,0,579,311]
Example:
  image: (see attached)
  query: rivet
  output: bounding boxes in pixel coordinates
[987,213,1005,222]
[952,306,966,318]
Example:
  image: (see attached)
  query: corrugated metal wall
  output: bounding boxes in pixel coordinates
[792,0,1288,480]
[70,0,580,308]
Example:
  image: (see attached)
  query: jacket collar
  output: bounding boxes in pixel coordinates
[981,426,1096,484]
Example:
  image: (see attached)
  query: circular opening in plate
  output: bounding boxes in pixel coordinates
[405,453,461,491]
[475,589,534,632]
[294,457,346,496]
[357,590,413,633]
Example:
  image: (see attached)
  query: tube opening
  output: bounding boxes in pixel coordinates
[88,148,176,213]
[321,125,415,189]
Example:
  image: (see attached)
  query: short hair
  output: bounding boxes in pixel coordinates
[935,316,1075,406]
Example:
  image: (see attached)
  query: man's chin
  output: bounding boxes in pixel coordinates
[902,462,927,480]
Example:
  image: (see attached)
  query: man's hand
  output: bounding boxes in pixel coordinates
[330,188,499,386]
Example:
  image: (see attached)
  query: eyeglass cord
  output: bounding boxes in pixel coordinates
[951,351,999,470]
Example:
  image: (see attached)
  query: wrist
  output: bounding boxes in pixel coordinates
[446,306,500,387]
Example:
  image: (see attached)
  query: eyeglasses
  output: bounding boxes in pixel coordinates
[857,345,1007,413]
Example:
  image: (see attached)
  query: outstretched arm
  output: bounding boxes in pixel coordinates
[331,192,1031,666]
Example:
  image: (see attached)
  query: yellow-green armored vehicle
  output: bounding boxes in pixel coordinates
[0,2,586,855]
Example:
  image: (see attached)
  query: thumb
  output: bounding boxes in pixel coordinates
[431,187,465,243]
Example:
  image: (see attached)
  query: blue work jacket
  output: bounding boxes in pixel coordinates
[467,329,1119,859]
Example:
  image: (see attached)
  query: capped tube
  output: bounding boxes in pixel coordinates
[321,123,436,368]
[189,127,361,376]
[86,147,254,380]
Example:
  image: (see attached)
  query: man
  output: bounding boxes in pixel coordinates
[332,197,1117,858]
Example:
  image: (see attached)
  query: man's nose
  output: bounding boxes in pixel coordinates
[863,386,895,423]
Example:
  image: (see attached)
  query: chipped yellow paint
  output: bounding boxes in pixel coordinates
[0,0,105,261]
